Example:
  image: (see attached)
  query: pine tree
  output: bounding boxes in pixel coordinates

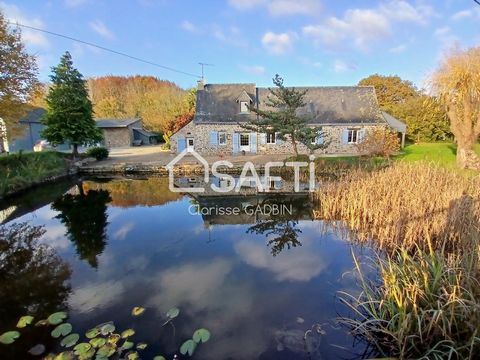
[42,52,102,157]
[243,74,327,156]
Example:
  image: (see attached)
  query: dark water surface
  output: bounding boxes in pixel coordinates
[0,177,372,360]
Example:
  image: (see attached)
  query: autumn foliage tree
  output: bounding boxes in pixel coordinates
[0,11,38,139]
[431,47,480,169]
[356,127,400,158]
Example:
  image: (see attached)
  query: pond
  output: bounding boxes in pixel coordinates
[0,176,373,360]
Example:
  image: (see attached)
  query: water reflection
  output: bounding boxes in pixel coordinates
[0,222,71,359]
[52,184,111,268]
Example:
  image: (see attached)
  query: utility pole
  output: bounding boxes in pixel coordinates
[198,62,213,81]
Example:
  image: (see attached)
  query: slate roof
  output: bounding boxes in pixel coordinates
[95,118,141,128]
[382,111,407,133]
[19,108,47,124]
[194,84,386,125]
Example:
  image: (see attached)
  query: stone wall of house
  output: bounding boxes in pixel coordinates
[102,128,132,148]
[171,122,385,155]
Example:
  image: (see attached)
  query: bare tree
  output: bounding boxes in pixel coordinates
[431,47,480,169]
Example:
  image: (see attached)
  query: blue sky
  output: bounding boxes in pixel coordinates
[2,0,479,89]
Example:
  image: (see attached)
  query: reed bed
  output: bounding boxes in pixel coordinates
[314,162,480,251]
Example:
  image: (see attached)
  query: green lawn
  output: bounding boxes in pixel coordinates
[397,143,480,167]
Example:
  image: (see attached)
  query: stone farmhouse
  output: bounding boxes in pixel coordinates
[171,81,406,155]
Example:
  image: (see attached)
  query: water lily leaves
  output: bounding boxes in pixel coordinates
[17,315,34,328]
[107,333,121,344]
[28,343,46,356]
[126,351,139,360]
[180,339,196,356]
[51,323,73,338]
[136,342,147,350]
[192,328,211,344]
[89,337,106,348]
[85,327,100,339]
[35,319,49,327]
[60,333,80,348]
[73,342,92,356]
[48,312,67,325]
[131,307,145,316]
[153,356,166,360]
[166,307,179,320]
[97,343,116,357]
[0,331,20,344]
[100,322,115,335]
[121,328,135,338]
[54,351,74,360]
[121,341,134,350]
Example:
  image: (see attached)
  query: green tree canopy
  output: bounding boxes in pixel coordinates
[0,12,38,139]
[41,52,102,156]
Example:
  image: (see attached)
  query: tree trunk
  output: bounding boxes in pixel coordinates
[456,147,480,169]
[291,138,299,157]
[72,143,79,159]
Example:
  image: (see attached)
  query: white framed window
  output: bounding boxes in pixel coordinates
[266,132,276,144]
[218,132,226,145]
[347,129,359,144]
[240,101,249,113]
[240,133,249,146]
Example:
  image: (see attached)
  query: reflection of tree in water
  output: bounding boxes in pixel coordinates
[247,195,311,256]
[52,186,112,268]
[0,222,71,359]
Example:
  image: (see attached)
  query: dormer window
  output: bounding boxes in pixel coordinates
[240,101,249,113]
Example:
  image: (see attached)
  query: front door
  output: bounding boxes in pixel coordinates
[186,137,194,150]
[240,133,250,152]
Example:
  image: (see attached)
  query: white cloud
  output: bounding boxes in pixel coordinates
[389,44,407,53]
[239,64,266,75]
[262,31,294,54]
[303,1,434,51]
[180,20,198,33]
[89,20,115,40]
[434,26,458,48]
[334,59,357,73]
[229,0,321,16]
[451,9,480,21]
[0,2,49,48]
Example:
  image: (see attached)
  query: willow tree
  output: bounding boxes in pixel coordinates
[431,47,480,169]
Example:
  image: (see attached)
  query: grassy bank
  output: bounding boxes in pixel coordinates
[314,162,480,358]
[0,151,71,198]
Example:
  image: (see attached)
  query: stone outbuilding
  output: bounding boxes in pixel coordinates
[171,82,406,156]
[96,118,158,148]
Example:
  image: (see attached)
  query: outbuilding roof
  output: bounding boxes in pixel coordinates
[194,83,386,125]
[95,118,141,128]
[382,111,407,133]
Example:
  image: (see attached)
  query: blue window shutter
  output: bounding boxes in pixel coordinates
[210,131,218,145]
[276,133,284,144]
[316,130,324,145]
[251,133,257,153]
[233,133,240,154]
[177,136,186,153]
[341,130,349,144]
[359,129,366,143]
[259,133,266,145]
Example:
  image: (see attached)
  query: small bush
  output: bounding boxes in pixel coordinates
[356,128,400,158]
[86,147,109,161]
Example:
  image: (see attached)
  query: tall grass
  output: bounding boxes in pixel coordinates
[314,162,480,251]
[0,151,70,197]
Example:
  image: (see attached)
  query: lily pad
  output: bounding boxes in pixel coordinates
[166,307,180,319]
[28,344,45,356]
[136,342,147,350]
[97,343,116,357]
[60,333,80,348]
[73,342,92,355]
[89,337,106,348]
[107,333,120,344]
[0,331,20,345]
[121,328,135,338]
[78,347,95,360]
[48,312,67,325]
[17,315,34,328]
[100,322,115,335]
[51,323,73,338]
[85,327,100,339]
[35,319,49,327]
[153,357,166,360]
[193,328,211,344]
[180,339,196,356]
[121,341,134,350]
[131,307,145,316]
[126,351,139,360]
[54,351,74,360]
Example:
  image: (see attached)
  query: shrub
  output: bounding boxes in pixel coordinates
[86,147,109,161]
[356,128,400,158]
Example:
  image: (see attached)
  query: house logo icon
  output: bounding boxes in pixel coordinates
[166,148,209,193]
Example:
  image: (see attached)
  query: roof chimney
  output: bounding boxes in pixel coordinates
[197,80,205,90]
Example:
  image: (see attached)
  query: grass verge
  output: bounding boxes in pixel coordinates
[0,151,71,198]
